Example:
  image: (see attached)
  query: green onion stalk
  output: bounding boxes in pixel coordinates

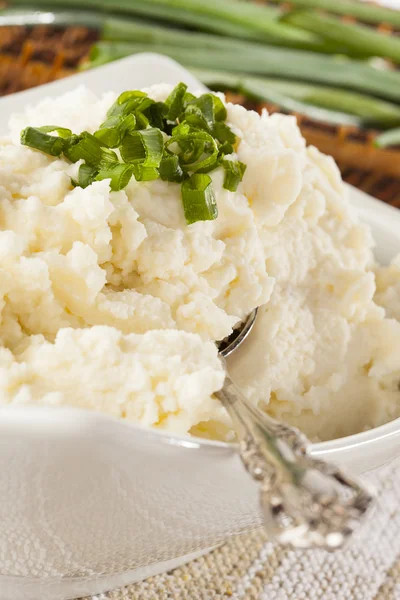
[270,0,400,28]
[1,5,344,53]
[375,127,400,148]
[85,40,400,104]
[282,10,400,64]
[192,69,400,129]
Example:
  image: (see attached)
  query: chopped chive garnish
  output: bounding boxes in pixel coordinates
[159,153,185,183]
[120,128,164,167]
[214,121,236,144]
[96,163,134,191]
[95,113,137,148]
[222,159,247,192]
[76,163,98,188]
[19,83,246,224]
[35,125,73,138]
[132,165,160,181]
[185,94,216,132]
[20,126,69,157]
[64,132,118,167]
[181,173,218,225]
[165,82,188,121]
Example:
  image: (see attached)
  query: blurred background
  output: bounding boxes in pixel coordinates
[2,0,400,206]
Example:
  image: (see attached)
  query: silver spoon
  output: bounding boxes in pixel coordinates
[216,309,374,550]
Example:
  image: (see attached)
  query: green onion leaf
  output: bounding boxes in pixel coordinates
[146,101,168,129]
[212,95,228,122]
[181,173,218,224]
[185,94,215,131]
[167,130,219,172]
[120,128,164,167]
[118,90,148,105]
[214,121,236,145]
[165,82,188,121]
[172,121,192,137]
[222,159,247,192]
[159,153,185,182]
[183,91,196,106]
[219,141,235,155]
[95,113,137,148]
[107,90,148,117]
[64,132,118,167]
[135,112,150,130]
[75,163,98,188]
[132,165,160,181]
[20,126,70,157]
[35,125,72,138]
[95,115,122,148]
[95,163,134,191]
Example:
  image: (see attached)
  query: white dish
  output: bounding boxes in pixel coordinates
[0,53,400,600]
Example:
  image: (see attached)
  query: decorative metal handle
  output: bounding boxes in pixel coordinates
[216,367,374,550]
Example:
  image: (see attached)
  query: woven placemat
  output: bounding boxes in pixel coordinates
[80,459,400,600]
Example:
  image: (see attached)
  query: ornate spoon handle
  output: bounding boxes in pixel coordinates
[215,367,374,550]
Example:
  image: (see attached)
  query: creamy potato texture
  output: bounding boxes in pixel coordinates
[1,84,399,441]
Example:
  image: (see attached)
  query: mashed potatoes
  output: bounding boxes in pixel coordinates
[0,84,399,441]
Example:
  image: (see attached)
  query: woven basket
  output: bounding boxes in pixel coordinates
[1,21,400,207]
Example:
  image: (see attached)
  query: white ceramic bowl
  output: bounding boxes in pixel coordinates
[1,54,400,600]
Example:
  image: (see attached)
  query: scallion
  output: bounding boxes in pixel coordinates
[96,163,134,190]
[222,160,247,192]
[20,126,71,157]
[159,153,185,182]
[164,82,188,121]
[120,128,164,167]
[64,132,118,166]
[75,163,98,188]
[181,173,218,224]
[375,128,400,148]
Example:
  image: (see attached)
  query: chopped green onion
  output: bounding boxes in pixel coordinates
[95,163,134,190]
[18,82,244,224]
[159,153,185,183]
[95,113,137,148]
[20,126,70,157]
[64,132,118,167]
[75,163,98,188]
[212,95,227,122]
[166,130,219,172]
[118,90,148,105]
[132,165,160,181]
[147,102,168,129]
[165,82,188,121]
[107,91,150,119]
[35,125,72,138]
[185,94,216,132]
[219,141,235,155]
[214,121,236,145]
[222,159,247,192]
[120,128,164,167]
[181,173,218,224]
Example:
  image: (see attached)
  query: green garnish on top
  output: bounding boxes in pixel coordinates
[20,83,246,225]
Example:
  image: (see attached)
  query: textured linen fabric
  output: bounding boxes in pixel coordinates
[83,458,400,600]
